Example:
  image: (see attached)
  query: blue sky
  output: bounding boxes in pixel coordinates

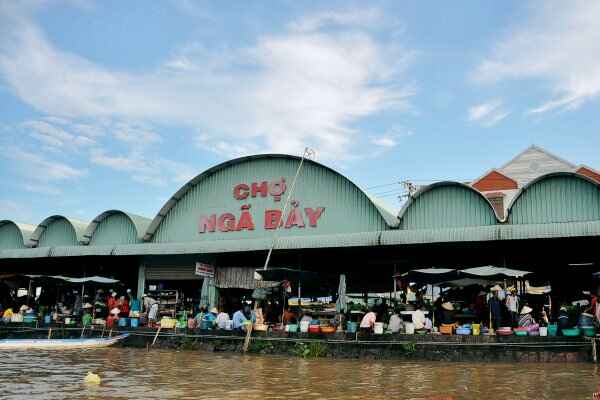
[1,0,599,224]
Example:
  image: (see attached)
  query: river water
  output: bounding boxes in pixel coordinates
[0,348,599,399]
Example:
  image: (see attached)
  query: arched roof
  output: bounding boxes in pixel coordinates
[144,154,398,241]
[0,220,35,249]
[398,181,499,229]
[30,215,89,247]
[83,210,151,245]
[507,172,600,224]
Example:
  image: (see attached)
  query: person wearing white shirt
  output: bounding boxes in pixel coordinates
[412,305,426,330]
[216,311,230,330]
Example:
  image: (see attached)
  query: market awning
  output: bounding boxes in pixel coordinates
[25,275,120,284]
[437,278,500,288]
[396,268,459,284]
[461,266,532,279]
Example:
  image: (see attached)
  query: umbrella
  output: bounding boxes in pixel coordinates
[335,274,347,314]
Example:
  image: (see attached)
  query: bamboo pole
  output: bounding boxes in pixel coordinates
[151,326,162,347]
[243,148,313,353]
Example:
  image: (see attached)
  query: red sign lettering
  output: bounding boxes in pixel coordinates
[304,207,325,227]
[199,181,326,234]
[199,215,216,233]
[233,183,249,200]
[217,213,236,232]
[251,181,268,198]
[264,209,282,230]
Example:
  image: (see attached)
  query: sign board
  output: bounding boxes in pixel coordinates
[195,262,215,278]
[198,178,325,234]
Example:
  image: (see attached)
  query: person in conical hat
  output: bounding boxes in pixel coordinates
[518,305,535,328]
[440,302,455,325]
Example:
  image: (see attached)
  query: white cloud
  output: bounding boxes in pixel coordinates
[90,148,194,186]
[289,8,385,33]
[113,123,162,145]
[473,1,600,114]
[1,146,87,195]
[369,126,414,148]
[0,4,415,161]
[23,119,96,149]
[467,99,509,127]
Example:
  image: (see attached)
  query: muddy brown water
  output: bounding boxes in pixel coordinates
[0,348,599,399]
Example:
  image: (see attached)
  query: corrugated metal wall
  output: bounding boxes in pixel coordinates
[400,185,497,229]
[509,175,600,224]
[0,222,25,249]
[152,157,388,243]
[89,213,139,245]
[37,218,78,247]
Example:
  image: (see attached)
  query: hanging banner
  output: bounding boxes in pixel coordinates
[195,262,215,278]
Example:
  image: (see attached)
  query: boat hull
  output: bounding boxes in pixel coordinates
[0,333,129,350]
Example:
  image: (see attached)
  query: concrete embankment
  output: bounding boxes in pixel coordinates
[0,325,593,362]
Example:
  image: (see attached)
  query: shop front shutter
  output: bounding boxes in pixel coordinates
[145,265,201,281]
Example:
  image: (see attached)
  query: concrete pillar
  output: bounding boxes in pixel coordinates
[137,264,146,299]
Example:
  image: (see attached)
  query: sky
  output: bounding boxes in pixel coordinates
[1,0,600,224]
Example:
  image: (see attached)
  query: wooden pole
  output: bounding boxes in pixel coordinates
[243,148,312,353]
[151,326,162,347]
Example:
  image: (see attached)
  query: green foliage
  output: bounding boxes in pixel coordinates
[401,341,416,354]
[248,340,274,353]
[294,342,329,358]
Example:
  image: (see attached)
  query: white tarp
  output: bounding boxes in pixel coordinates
[26,275,119,284]
[461,266,532,278]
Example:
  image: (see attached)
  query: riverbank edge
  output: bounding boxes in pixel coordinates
[0,325,593,362]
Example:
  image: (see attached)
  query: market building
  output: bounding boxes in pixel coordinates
[1,148,600,312]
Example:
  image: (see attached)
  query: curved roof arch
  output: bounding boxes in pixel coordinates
[398,181,499,229]
[30,215,89,247]
[145,154,398,242]
[83,210,151,245]
[0,220,35,249]
[507,172,600,224]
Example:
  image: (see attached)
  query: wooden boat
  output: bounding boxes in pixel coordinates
[0,333,129,350]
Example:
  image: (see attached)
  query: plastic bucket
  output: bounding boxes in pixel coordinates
[300,320,310,333]
[200,320,213,330]
[472,323,481,336]
[118,318,128,327]
[287,324,298,333]
[539,326,548,336]
[130,318,139,328]
[405,322,415,335]
[374,322,384,335]
[224,320,233,331]
[346,321,357,333]
[548,324,558,336]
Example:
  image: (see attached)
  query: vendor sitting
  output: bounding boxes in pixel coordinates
[388,308,403,333]
[359,308,377,333]
[233,305,255,332]
[557,306,570,331]
[107,307,120,327]
[518,306,536,327]
[412,303,426,330]
[203,307,218,327]
[82,303,93,326]
[440,302,455,325]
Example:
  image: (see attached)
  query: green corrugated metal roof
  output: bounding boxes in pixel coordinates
[0,220,599,260]
[381,220,600,245]
[0,247,51,259]
[399,182,498,228]
[50,245,114,257]
[145,154,396,243]
[507,173,600,224]
[83,210,151,245]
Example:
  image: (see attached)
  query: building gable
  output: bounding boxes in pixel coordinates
[472,170,519,191]
[499,145,575,186]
